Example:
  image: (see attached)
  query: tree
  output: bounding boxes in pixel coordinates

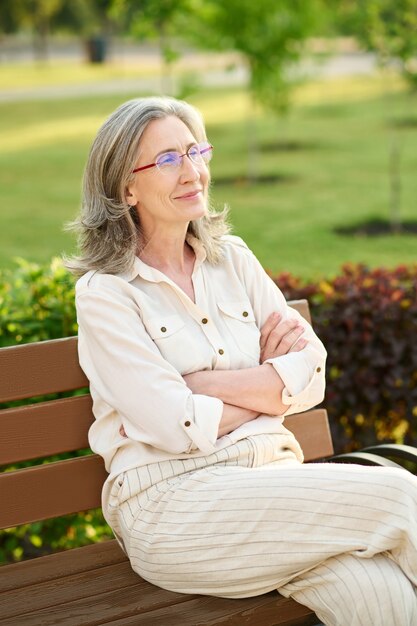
[358,0,417,87]
[187,0,324,113]
[17,0,65,61]
[111,0,191,92]
[184,0,326,180]
[0,0,21,36]
[110,0,326,179]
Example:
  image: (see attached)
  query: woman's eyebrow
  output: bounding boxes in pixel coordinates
[153,141,198,158]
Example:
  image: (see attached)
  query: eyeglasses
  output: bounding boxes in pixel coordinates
[132,141,213,174]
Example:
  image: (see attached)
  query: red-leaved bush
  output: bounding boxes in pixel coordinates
[273,264,417,454]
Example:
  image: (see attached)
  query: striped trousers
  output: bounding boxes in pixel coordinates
[106,434,417,626]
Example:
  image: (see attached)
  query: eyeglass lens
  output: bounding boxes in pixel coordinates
[156,142,212,171]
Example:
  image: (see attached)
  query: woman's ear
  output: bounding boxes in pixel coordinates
[125,185,138,207]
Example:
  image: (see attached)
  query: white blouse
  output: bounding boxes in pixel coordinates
[76,235,327,505]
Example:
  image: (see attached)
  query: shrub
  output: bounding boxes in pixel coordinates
[0,257,77,347]
[274,263,417,453]
[0,258,113,563]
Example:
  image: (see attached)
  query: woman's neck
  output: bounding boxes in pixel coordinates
[138,229,194,276]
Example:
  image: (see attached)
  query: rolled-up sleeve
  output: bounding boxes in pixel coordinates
[264,350,325,415]
[76,286,223,456]
[230,238,327,415]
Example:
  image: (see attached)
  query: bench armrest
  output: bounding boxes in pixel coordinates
[360,444,417,473]
[325,451,405,469]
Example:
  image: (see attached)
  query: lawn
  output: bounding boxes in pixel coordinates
[1,73,416,280]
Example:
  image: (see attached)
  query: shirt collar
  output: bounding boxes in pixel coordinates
[118,233,207,283]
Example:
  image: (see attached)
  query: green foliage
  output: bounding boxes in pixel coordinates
[275,264,417,453]
[329,0,417,87]
[112,0,189,64]
[0,0,123,55]
[185,0,326,113]
[0,257,77,347]
[0,508,112,564]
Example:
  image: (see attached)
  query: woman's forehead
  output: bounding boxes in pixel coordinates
[140,116,196,153]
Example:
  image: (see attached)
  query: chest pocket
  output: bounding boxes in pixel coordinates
[217,300,260,362]
[145,314,208,374]
[146,314,186,340]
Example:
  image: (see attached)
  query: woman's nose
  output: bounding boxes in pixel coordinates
[179,154,200,182]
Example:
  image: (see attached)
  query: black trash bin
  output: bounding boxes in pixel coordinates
[85,36,107,63]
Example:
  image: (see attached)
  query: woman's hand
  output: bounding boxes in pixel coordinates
[260,312,308,363]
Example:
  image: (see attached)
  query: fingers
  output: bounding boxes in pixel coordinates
[289,337,308,353]
[260,312,281,350]
[269,322,304,353]
[266,317,302,347]
[260,312,308,362]
[260,313,299,350]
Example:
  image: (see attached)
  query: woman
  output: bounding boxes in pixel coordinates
[69,96,417,626]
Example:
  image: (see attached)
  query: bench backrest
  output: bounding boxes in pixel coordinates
[0,299,333,530]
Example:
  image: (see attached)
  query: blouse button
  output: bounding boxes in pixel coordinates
[201,318,208,324]
[161,326,167,333]
[184,420,191,427]
[242,311,249,317]
[316,367,321,373]
[218,348,224,355]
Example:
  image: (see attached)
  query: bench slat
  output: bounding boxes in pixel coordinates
[0,455,107,530]
[0,561,140,620]
[0,580,192,626]
[0,410,332,530]
[0,580,316,626]
[0,395,92,465]
[0,336,87,403]
[0,540,126,593]
[106,595,318,626]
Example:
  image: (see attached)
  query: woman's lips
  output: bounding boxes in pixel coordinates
[174,189,203,200]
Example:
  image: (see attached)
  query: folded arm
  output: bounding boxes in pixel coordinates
[184,312,312,437]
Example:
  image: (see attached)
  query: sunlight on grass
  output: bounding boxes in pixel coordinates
[196,73,408,125]
[0,61,159,90]
[193,90,252,125]
[0,53,240,90]
[296,72,406,106]
[0,116,103,153]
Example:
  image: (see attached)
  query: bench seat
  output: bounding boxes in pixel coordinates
[0,540,318,626]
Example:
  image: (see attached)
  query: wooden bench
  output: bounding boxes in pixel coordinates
[1,299,415,626]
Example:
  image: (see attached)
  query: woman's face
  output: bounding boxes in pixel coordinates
[126,115,210,233]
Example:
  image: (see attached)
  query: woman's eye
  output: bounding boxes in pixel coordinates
[188,145,200,158]
[157,152,179,167]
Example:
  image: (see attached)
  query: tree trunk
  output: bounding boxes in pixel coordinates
[246,90,259,183]
[388,130,402,233]
[32,18,49,62]
[158,24,173,95]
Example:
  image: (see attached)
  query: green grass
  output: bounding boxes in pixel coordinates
[1,74,417,280]
[0,53,237,90]
[0,61,153,90]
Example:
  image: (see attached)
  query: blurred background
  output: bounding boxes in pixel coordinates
[1,0,417,278]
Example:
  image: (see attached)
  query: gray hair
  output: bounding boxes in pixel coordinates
[65,96,229,276]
